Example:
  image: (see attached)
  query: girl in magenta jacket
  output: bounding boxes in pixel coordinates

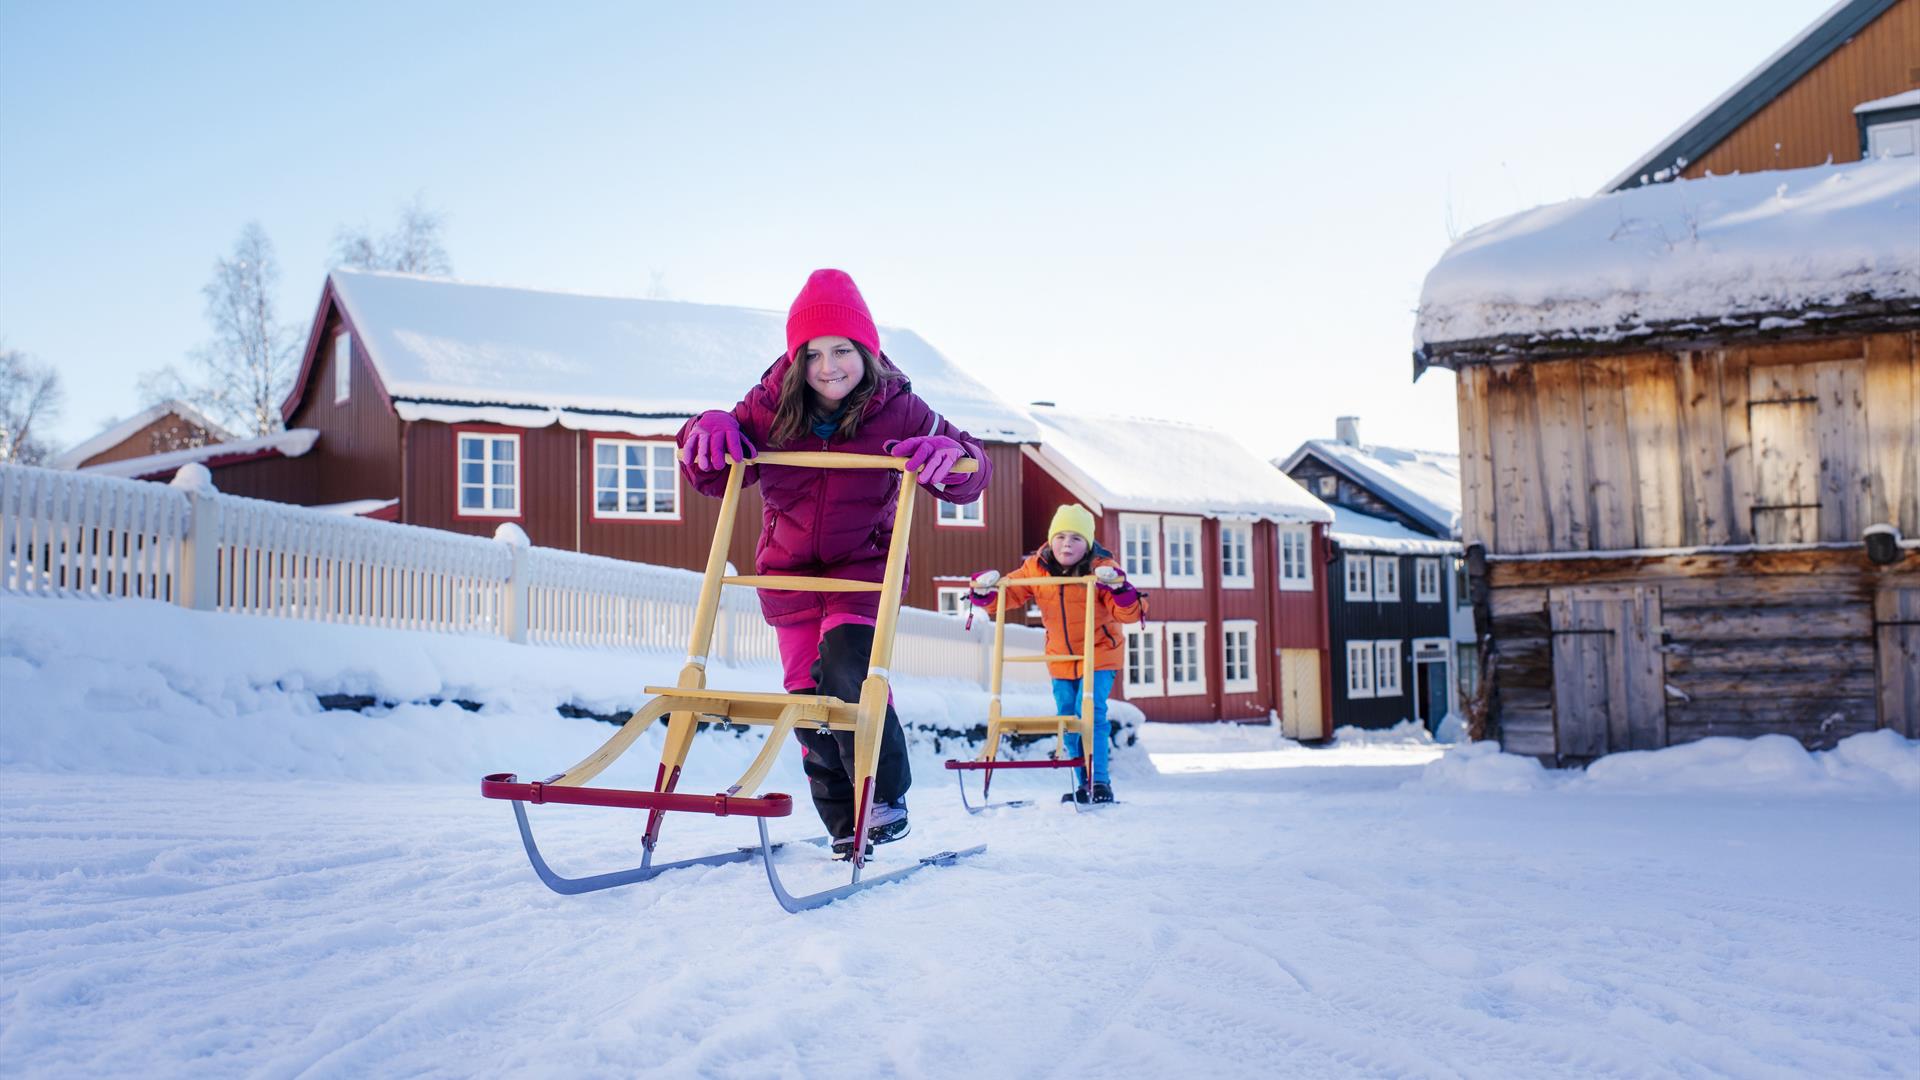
[677,269,991,856]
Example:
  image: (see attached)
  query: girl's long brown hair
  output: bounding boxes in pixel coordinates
[768,341,904,446]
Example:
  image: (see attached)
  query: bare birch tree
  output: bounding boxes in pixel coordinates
[148,222,300,437]
[0,346,65,465]
[331,193,452,275]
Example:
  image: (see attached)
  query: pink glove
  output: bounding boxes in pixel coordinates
[887,434,964,486]
[687,412,756,472]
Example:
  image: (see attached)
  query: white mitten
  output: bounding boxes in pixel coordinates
[970,569,1002,591]
[1094,565,1123,585]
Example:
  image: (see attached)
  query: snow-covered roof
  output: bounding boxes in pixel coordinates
[1855,88,1920,115]
[317,269,1039,443]
[81,428,320,479]
[1603,0,1896,192]
[48,400,236,470]
[1415,159,1920,360]
[1328,506,1460,556]
[1024,405,1331,523]
[1280,438,1460,538]
[311,498,400,517]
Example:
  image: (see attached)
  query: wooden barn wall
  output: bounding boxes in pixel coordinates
[1679,0,1920,181]
[1455,334,1919,556]
[1486,549,1917,758]
[285,306,403,507]
[403,422,577,542]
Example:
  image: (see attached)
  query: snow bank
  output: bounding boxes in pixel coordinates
[0,597,1138,784]
[1414,730,1920,797]
[1416,158,1920,349]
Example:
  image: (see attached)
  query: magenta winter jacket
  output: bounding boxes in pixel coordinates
[676,355,991,627]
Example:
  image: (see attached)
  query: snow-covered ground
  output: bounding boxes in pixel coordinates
[3,597,1917,1079]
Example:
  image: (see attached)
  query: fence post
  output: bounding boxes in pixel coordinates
[170,464,220,611]
[495,522,530,643]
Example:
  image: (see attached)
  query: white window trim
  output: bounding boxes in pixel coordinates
[1164,620,1208,697]
[1124,622,1164,698]
[456,431,522,518]
[1346,640,1375,699]
[1219,522,1253,590]
[1415,558,1441,603]
[1119,513,1162,589]
[1222,619,1258,694]
[333,331,352,405]
[1161,516,1203,589]
[1374,639,1403,697]
[1343,553,1372,601]
[1373,556,1400,601]
[1277,525,1312,593]
[936,498,985,528]
[936,586,972,617]
[591,438,681,521]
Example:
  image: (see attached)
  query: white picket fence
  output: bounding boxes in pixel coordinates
[0,462,1044,688]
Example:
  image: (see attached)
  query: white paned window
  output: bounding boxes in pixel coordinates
[333,331,352,404]
[457,431,520,517]
[1415,558,1441,602]
[1374,639,1403,696]
[1278,526,1312,592]
[937,587,971,616]
[1373,556,1400,602]
[593,440,679,519]
[1219,522,1252,589]
[1222,620,1257,693]
[1343,553,1372,601]
[1165,621,1206,696]
[937,499,984,527]
[1124,623,1162,697]
[1346,641,1375,699]
[1162,517,1202,588]
[1120,514,1161,587]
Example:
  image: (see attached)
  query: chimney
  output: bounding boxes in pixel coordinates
[1335,416,1360,446]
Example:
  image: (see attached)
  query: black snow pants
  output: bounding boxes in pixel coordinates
[791,624,911,839]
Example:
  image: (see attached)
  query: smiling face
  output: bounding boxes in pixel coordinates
[803,336,864,406]
[1050,531,1089,566]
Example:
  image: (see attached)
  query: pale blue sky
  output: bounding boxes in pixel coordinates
[1,1,1831,460]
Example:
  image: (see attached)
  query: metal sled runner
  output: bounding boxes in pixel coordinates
[482,450,986,912]
[943,575,1100,812]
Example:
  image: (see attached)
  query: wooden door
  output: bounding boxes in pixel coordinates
[1877,585,1920,737]
[1279,648,1324,741]
[1748,358,1868,544]
[1549,585,1667,757]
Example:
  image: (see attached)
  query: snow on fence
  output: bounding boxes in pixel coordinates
[0,463,1043,688]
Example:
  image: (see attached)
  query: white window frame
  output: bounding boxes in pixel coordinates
[1119,513,1162,588]
[1415,558,1441,603]
[1343,553,1372,601]
[1315,475,1337,498]
[1219,522,1252,589]
[1162,516,1203,589]
[333,331,352,404]
[1345,640,1375,699]
[1124,622,1163,698]
[936,498,984,528]
[1373,556,1400,602]
[1222,619,1258,693]
[1374,639,1403,697]
[1164,620,1207,697]
[591,438,680,520]
[936,586,972,617]
[456,431,522,518]
[1277,526,1312,592]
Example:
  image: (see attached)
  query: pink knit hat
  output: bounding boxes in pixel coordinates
[786,269,881,360]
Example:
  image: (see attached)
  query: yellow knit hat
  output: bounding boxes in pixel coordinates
[1047,503,1097,544]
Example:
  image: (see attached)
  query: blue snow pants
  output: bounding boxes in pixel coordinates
[1051,669,1117,786]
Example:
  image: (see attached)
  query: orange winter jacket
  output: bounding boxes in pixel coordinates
[985,545,1147,680]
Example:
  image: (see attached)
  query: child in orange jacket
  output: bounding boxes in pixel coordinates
[971,504,1146,803]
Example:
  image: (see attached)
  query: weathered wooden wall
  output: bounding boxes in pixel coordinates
[1457,331,1920,758]
[1456,334,1920,556]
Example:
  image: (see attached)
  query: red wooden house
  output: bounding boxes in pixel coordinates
[50,400,233,471]
[1019,404,1335,732]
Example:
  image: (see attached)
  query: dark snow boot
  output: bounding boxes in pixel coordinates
[831,836,874,861]
[1090,782,1115,803]
[867,803,910,845]
[1062,787,1091,804]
